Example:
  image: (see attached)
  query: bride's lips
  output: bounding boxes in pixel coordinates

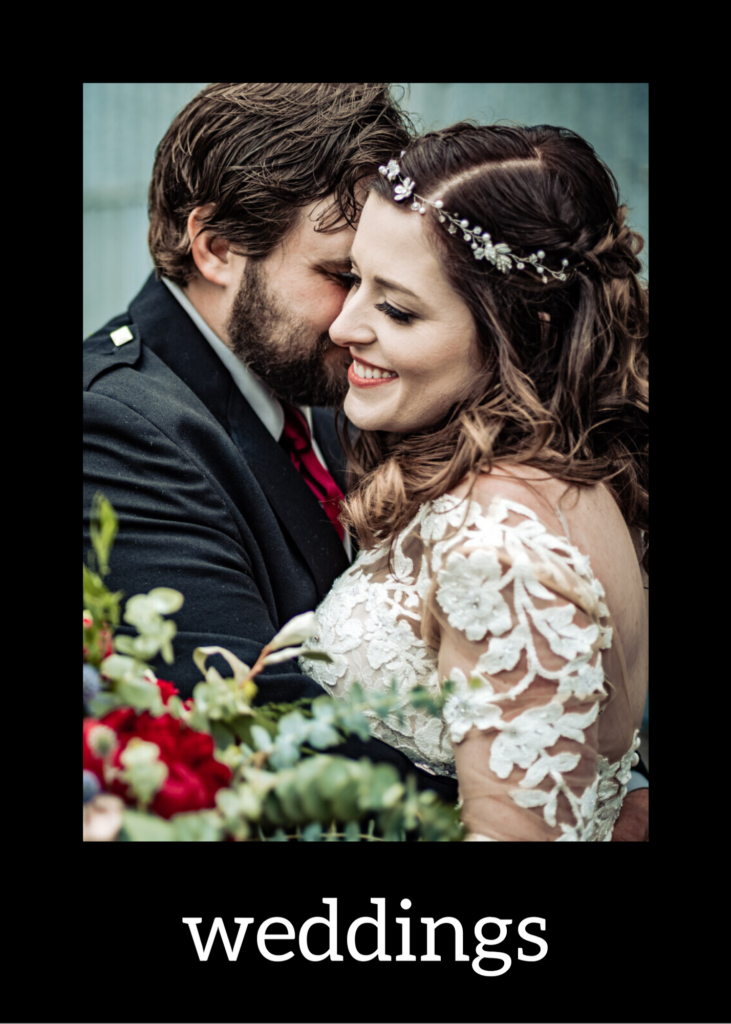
[347,356,399,389]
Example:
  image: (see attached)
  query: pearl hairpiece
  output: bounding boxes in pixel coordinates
[378,158,569,284]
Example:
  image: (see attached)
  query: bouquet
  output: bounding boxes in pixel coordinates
[83,495,462,842]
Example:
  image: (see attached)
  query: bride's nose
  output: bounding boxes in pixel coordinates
[329,295,376,349]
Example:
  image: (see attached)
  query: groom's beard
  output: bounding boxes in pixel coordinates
[226,258,350,407]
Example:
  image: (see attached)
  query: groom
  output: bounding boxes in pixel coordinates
[83,83,648,833]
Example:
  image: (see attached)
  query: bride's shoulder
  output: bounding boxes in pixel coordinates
[446,464,568,535]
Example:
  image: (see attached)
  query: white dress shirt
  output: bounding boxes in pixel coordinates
[162,277,352,561]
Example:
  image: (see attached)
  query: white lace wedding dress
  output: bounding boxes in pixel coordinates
[299,491,645,841]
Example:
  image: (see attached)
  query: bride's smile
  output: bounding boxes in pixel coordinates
[330,192,481,434]
[348,354,399,384]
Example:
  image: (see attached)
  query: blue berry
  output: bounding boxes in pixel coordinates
[83,664,101,703]
[83,770,101,803]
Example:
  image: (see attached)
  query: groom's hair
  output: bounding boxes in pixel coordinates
[148,83,412,285]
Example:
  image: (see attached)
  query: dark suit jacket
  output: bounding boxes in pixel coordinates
[83,273,459,802]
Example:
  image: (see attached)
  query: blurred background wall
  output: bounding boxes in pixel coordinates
[83,82,648,339]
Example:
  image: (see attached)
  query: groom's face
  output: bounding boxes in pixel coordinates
[226,198,356,407]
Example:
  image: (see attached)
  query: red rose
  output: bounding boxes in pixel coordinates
[156,679,179,704]
[82,681,230,818]
[154,678,193,710]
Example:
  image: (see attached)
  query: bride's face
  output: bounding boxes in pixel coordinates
[329,193,481,434]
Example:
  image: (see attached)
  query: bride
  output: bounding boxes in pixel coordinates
[298,123,649,842]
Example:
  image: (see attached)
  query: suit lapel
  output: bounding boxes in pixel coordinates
[226,396,350,595]
[129,274,350,598]
[130,274,235,434]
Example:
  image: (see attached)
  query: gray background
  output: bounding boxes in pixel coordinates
[83,82,649,339]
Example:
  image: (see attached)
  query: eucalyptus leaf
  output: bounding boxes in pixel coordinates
[301,822,323,842]
[331,772,361,822]
[86,691,125,717]
[116,676,161,712]
[250,724,274,752]
[269,741,300,770]
[170,811,223,842]
[100,654,138,681]
[296,761,332,821]
[147,587,184,614]
[277,711,309,740]
[210,720,236,751]
[344,821,361,842]
[120,809,174,842]
[90,493,118,577]
[318,759,351,801]
[160,637,175,665]
[123,594,157,628]
[311,696,337,719]
[111,634,137,656]
[307,721,340,749]
[120,739,168,806]
[276,776,307,823]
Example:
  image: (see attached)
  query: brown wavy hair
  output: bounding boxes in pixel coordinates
[148,83,413,285]
[339,123,649,571]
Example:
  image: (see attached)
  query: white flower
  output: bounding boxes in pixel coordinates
[381,159,401,181]
[436,548,512,641]
[394,177,415,201]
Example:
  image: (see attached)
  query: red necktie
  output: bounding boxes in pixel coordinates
[280,403,345,541]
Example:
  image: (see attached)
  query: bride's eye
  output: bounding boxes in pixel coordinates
[375,301,413,325]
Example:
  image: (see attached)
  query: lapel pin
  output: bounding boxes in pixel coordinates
[110,326,134,347]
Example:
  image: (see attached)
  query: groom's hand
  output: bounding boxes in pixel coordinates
[611,789,649,841]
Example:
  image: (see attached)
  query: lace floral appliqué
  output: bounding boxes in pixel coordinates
[300,493,642,840]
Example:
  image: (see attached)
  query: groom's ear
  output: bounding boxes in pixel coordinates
[187,205,244,287]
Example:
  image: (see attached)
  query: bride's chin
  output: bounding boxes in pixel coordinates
[344,393,389,432]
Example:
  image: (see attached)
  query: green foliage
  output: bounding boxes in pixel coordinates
[119,810,174,841]
[89,492,118,578]
[118,739,168,808]
[84,496,463,842]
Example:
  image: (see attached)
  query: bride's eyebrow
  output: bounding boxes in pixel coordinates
[348,250,420,301]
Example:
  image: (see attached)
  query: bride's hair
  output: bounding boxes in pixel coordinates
[339,122,649,571]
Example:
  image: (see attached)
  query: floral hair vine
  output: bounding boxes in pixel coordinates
[378,157,569,284]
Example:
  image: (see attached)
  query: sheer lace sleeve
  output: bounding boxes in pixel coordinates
[426,494,615,842]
